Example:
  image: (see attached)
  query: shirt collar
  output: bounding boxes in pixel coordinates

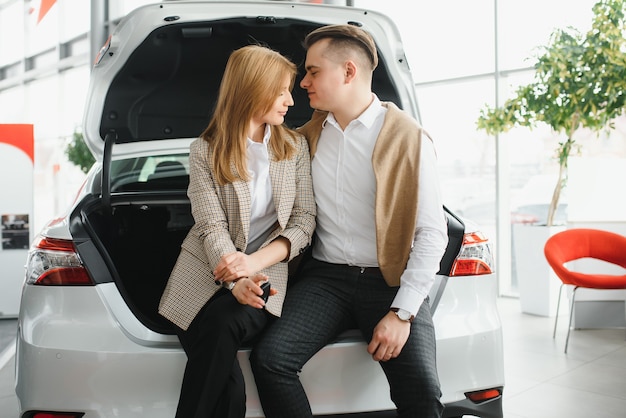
[323,94,383,130]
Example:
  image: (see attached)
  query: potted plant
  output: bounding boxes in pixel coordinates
[477,0,626,316]
[65,130,95,174]
[477,0,626,226]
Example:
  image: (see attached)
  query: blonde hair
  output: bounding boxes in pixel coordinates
[201,45,298,185]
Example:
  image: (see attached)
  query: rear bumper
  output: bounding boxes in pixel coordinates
[15,286,185,417]
[16,276,504,418]
[15,336,185,417]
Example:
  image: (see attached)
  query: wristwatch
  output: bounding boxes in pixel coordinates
[222,280,238,291]
[391,308,414,323]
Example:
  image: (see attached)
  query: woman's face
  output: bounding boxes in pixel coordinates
[257,74,294,126]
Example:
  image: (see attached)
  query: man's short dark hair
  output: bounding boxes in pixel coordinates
[303,24,378,71]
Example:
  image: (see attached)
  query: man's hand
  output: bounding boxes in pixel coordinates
[367,311,411,362]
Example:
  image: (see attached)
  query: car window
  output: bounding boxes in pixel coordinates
[111,154,190,192]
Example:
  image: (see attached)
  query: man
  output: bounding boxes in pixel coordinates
[250,24,448,418]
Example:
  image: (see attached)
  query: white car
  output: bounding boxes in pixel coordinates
[15,2,504,417]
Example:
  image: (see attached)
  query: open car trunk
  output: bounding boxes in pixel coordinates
[71,193,193,334]
[70,188,463,335]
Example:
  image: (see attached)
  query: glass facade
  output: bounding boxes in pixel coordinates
[358,0,626,295]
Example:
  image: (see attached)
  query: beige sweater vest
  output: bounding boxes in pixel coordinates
[299,102,428,286]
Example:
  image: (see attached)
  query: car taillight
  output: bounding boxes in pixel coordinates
[450,231,494,276]
[25,236,94,286]
[466,387,502,403]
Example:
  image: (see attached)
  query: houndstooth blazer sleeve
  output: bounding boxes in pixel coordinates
[187,137,247,267]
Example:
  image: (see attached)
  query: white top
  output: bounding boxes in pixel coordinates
[311,95,448,314]
[246,124,277,254]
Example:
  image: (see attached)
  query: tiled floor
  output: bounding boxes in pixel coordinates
[0,298,625,417]
[0,318,18,417]
[498,297,626,418]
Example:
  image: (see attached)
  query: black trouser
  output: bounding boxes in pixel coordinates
[176,289,269,418]
[250,258,443,418]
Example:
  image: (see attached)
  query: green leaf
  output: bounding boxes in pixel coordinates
[65,130,95,174]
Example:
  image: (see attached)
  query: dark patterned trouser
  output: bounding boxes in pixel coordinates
[176,289,269,418]
[250,258,443,418]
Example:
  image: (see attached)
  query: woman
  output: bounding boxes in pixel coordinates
[158,44,316,418]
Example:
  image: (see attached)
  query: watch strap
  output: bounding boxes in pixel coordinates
[222,280,237,291]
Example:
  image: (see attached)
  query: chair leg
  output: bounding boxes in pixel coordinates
[564,287,578,354]
[553,283,565,339]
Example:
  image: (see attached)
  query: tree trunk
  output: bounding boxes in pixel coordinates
[546,158,567,226]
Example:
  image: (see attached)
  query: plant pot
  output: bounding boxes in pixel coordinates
[513,223,566,317]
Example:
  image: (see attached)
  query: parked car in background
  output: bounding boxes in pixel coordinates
[511,203,568,226]
[15,2,504,417]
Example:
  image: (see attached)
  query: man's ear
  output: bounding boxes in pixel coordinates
[344,60,357,83]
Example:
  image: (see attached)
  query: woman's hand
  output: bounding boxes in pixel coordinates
[231,274,275,308]
[213,251,260,282]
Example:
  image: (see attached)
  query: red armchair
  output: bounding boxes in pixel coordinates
[544,228,626,353]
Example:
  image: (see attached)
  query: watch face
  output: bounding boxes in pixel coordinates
[398,310,411,321]
[394,309,412,321]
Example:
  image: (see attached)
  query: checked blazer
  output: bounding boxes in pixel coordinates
[159,132,316,331]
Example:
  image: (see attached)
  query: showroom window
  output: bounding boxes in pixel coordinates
[356,0,626,295]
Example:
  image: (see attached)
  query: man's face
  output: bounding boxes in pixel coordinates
[300,39,346,112]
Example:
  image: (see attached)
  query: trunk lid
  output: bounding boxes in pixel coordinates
[83,1,418,158]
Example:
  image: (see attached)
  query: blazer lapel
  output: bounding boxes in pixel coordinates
[232,175,251,251]
[269,151,292,230]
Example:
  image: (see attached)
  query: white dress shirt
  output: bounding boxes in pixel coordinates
[311,95,448,315]
[246,124,278,254]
